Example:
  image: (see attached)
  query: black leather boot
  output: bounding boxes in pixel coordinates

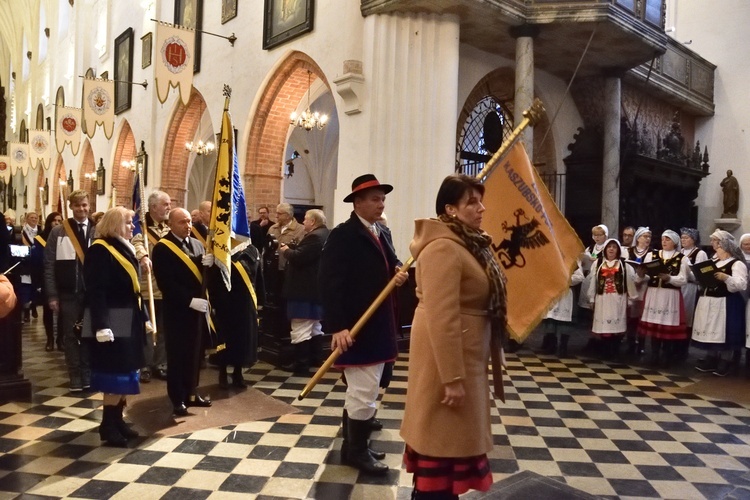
[115,401,139,439]
[309,335,324,367]
[341,410,385,461]
[99,406,128,447]
[558,334,570,358]
[282,341,311,373]
[345,417,388,475]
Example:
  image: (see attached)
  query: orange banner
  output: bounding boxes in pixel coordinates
[482,143,583,341]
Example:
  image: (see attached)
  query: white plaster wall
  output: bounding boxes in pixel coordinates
[668,0,750,237]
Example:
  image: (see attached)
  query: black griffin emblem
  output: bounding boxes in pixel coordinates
[215,177,231,225]
[491,208,550,269]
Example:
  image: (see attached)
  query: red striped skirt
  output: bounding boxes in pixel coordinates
[403,444,492,495]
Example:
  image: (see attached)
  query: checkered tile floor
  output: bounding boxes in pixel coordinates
[2,319,750,499]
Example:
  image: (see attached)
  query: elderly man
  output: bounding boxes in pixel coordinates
[267,203,305,270]
[319,174,408,475]
[133,191,172,382]
[152,208,211,416]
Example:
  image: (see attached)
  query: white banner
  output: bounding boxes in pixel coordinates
[83,78,115,139]
[9,142,31,175]
[0,156,10,183]
[155,22,195,106]
[56,105,83,155]
[29,130,51,170]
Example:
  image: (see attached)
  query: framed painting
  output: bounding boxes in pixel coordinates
[263,0,314,50]
[175,0,203,73]
[222,0,237,24]
[114,28,133,114]
[141,32,152,69]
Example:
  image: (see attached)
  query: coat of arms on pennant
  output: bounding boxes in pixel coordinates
[12,147,27,163]
[31,134,48,154]
[87,86,112,116]
[60,113,78,136]
[162,35,190,74]
[0,161,7,173]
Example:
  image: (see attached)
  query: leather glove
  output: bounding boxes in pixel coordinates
[95,329,114,343]
[189,298,209,312]
[201,254,215,267]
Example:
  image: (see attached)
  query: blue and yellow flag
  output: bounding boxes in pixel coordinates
[482,143,584,342]
[131,173,142,236]
[209,90,250,291]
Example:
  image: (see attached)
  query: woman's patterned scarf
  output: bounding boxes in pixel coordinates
[439,214,508,346]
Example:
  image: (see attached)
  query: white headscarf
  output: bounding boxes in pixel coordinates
[634,226,651,245]
[662,230,680,248]
[593,224,609,239]
[740,233,750,261]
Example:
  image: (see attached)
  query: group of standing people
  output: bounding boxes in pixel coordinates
[553,222,750,377]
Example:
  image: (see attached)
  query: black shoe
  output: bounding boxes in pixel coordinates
[45,340,54,352]
[31,308,38,319]
[186,394,212,407]
[155,368,168,380]
[115,402,139,439]
[696,357,719,373]
[173,403,189,417]
[99,406,128,447]
[713,360,735,377]
[56,339,64,351]
[369,418,383,431]
[140,369,152,383]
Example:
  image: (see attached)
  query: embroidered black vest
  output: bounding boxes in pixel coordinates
[704,259,736,298]
[647,250,684,289]
[596,259,627,295]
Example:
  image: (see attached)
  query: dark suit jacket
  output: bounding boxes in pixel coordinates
[282,225,329,303]
[319,212,400,366]
[151,232,205,340]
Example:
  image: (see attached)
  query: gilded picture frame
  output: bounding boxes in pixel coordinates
[263,0,314,50]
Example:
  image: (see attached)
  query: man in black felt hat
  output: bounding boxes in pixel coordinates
[319,174,408,475]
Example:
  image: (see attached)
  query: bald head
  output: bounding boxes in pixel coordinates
[169,208,192,239]
[198,201,212,223]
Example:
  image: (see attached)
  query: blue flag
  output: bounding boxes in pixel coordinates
[132,173,142,235]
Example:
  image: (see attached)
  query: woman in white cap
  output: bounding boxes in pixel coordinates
[693,230,747,376]
[626,227,652,356]
[578,224,608,353]
[636,229,690,367]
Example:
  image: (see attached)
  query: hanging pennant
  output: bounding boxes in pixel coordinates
[155,22,195,106]
[9,142,31,175]
[82,78,115,139]
[56,105,83,155]
[0,156,10,183]
[29,130,51,171]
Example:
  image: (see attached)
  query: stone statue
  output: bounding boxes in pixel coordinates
[720,169,739,218]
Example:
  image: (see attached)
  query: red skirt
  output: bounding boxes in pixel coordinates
[403,444,492,495]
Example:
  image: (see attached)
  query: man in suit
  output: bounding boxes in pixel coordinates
[152,208,211,416]
[44,190,94,391]
[319,174,408,475]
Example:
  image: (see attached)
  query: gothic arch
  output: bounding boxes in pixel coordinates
[78,140,96,210]
[111,121,136,207]
[160,87,207,207]
[52,155,66,213]
[457,67,556,177]
[244,51,330,212]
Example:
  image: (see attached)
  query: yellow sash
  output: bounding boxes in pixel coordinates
[146,231,159,248]
[62,219,87,264]
[92,239,142,307]
[191,226,207,248]
[159,238,203,284]
[232,260,258,311]
[34,235,46,247]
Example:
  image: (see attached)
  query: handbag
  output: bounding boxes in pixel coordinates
[81,307,134,338]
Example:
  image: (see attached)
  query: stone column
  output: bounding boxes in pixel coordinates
[510,25,539,159]
[360,13,460,256]
[601,72,622,234]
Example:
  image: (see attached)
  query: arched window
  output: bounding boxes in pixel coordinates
[456,96,514,177]
[19,120,27,143]
[36,104,44,130]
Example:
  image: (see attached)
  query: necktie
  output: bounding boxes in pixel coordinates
[183,239,192,256]
[78,223,86,240]
[370,225,378,238]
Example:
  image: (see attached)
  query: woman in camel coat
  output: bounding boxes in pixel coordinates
[401,174,507,499]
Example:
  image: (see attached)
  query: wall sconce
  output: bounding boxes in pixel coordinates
[26,51,32,60]
[67,170,74,193]
[85,159,106,195]
[44,27,50,38]
[42,178,49,205]
[284,150,300,179]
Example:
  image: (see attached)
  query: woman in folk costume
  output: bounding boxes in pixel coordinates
[541,264,584,357]
[693,230,747,377]
[636,229,690,367]
[83,207,147,447]
[401,174,506,499]
[742,234,750,377]
[587,239,638,359]
[625,227,652,356]
[678,228,708,360]
[578,224,608,353]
